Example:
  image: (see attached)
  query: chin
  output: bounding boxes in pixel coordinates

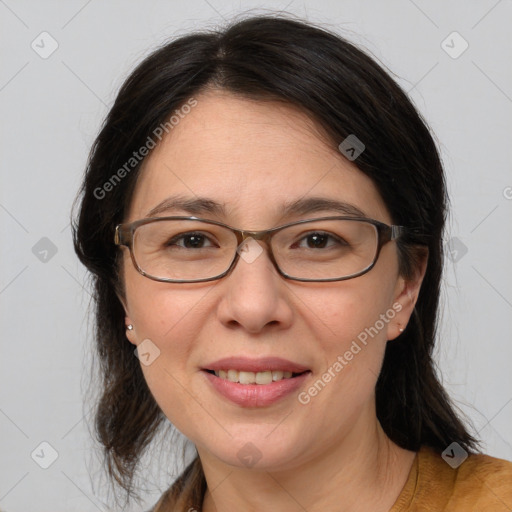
[198,427,304,471]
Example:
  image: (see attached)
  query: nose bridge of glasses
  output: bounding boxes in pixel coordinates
[235,229,273,245]
[229,228,280,279]
[232,229,275,266]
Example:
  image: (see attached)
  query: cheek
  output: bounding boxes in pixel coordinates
[302,277,396,346]
[297,278,396,395]
[124,266,210,369]
[124,274,210,433]
[296,284,395,415]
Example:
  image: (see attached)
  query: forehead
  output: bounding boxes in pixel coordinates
[127,90,390,227]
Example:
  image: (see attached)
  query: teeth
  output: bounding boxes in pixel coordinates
[272,370,284,381]
[256,371,272,385]
[213,369,298,384]
[239,371,255,384]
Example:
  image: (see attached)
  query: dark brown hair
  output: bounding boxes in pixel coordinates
[72,13,477,510]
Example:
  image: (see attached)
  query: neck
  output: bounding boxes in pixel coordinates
[199,412,416,512]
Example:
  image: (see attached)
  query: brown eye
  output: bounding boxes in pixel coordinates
[294,232,348,249]
[166,232,217,249]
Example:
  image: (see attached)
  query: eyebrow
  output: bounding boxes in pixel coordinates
[145,194,367,220]
[283,196,367,218]
[146,195,227,218]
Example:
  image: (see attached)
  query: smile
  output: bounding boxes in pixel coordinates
[202,369,311,407]
[209,369,306,384]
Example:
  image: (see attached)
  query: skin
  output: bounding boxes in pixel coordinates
[121,90,427,511]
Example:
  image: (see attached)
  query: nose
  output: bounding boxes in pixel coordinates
[216,238,294,334]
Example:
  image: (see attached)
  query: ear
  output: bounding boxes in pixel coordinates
[387,248,428,341]
[124,317,137,345]
[117,292,137,346]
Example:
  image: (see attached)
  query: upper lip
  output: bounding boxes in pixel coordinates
[203,356,310,373]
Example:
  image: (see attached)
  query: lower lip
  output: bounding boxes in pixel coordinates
[202,370,311,408]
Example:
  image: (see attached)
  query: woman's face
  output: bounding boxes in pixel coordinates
[122,90,414,471]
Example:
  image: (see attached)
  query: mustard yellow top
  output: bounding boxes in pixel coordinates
[153,446,512,511]
[390,446,512,511]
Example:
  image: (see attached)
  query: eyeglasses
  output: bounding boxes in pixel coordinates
[114,216,405,283]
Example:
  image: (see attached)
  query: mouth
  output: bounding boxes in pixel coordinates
[203,369,310,385]
[202,368,311,407]
[201,356,312,407]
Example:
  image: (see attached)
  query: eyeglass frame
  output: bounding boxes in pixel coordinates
[114,215,406,283]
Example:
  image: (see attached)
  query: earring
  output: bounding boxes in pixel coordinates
[127,324,134,330]
[398,325,404,333]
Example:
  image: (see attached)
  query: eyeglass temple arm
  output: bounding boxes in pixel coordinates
[391,225,405,240]
[114,225,130,246]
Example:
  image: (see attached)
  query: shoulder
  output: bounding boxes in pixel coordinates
[395,445,512,511]
[446,448,512,507]
[454,448,512,483]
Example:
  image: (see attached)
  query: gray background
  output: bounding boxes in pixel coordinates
[1,0,511,510]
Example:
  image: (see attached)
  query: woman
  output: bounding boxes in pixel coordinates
[73,14,512,512]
